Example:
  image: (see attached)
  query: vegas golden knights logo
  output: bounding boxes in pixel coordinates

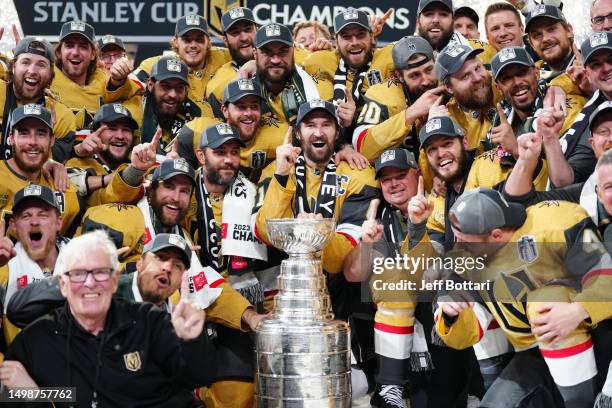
[123,351,142,372]
[205,0,247,36]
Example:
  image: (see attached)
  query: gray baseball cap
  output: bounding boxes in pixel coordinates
[334,8,371,34]
[222,7,256,33]
[92,103,139,131]
[295,99,340,127]
[524,5,567,33]
[589,100,612,132]
[449,188,526,234]
[200,123,246,149]
[581,32,612,67]
[15,37,54,63]
[419,116,464,147]
[375,148,418,179]
[11,104,53,130]
[435,43,483,82]
[12,184,60,213]
[255,23,293,48]
[491,46,535,81]
[417,0,453,16]
[97,34,126,52]
[150,57,189,84]
[59,21,95,45]
[175,14,209,37]
[222,78,264,105]
[144,233,191,267]
[151,159,196,185]
[392,36,434,71]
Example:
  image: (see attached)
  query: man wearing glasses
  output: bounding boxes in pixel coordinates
[591,0,612,32]
[0,230,216,407]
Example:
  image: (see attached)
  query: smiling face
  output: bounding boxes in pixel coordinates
[12,52,53,103]
[173,30,210,70]
[336,25,373,70]
[57,34,96,84]
[198,140,241,187]
[417,4,454,51]
[424,135,467,184]
[149,175,193,228]
[255,42,294,86]
[296,111,339,165]
[495,64,539,113]
[396,55,438,99]
[586,49,612,98]
[10,118,54,175]
[447,56,493,110]
[224,20,256,66]
[528,19,573,69]
[136,248,186,305]
[99,118,134,166]
[222,95,261,143]
[379,167,419,210]
[11,201,62,262]
[147,78,188,120]
[486,10,525,51]
[590,115,612,159]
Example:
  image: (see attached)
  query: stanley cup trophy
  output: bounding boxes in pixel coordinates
[254,218,351,407]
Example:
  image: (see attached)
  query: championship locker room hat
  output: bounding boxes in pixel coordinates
[151,159,196,185]
[200,123,246,149]
[449,188,527,234]
[491,46,535,81]
[255,23,293,48]
[419,116,464,147]
[435,43,483,82]
[222,7,256,33]
[150,57,189,84]
[14,37,54,63]
[589,100,612,132]
[581,32,612,67]
[59,21,95,45]
[375,148,418,179]
[333,8,371,34]
[10,104,53,130]
[295,99,340,127]
[393,36,434,70]
[222,78,264,105]
[97,34,126,51]
[92,103,139,131]
[144,233,191,267]
[417,0,454,16]
[454,6,479,25]
[175,14,209,37]
[12,184,60,213]
[524,5,567,33]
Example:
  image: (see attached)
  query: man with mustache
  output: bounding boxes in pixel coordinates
[464,46,584,191]
[0,38,78,162]
[352,36,442,162]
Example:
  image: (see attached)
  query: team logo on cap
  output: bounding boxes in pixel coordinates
[531,4,546,16]
[406,42,417,51]
[380,150,395,163]
[310,100,326,108]
[343,9,359,20]
[444,45,463,58]
[265,24,281,37]
[229,7,245,19]
[23,185,42,196]
[216,123,234,135]
[101,35,116,44]
[168,234,187,249]
[70,21,86,32]
[112,104,128,115]
[426,118,442,133]
[185,15,201,26]
[237,79,254,91]
[498,47,516,63]
[173,158,190,173]
[23,104,42,115]
[166,59,182,72]
[590,32,609,47]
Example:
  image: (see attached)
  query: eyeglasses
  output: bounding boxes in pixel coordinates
[64,268,114,283]
[592,12,612,25]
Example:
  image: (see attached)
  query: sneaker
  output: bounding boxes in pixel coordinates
[370,384,407,408]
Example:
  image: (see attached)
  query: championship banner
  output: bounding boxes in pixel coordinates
[16,1,416,43]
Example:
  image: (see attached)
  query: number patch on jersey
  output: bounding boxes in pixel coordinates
[357,102,382,125]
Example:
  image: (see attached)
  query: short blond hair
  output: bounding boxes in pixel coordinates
[292,20,331,41]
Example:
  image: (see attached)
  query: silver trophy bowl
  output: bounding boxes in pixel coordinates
[255,218,351,407]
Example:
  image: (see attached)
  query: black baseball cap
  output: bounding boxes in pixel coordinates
[255,23,293,48]
[175,14,209,37]
[151,159,196,185]
[524,5,567,33]
[418,0,453,16]
[222,79,264,105]
[334,8,371,34]
[92,103,139,131]
[59,21,95,45]
[419,116,464,147]
[222,7,256,33]
[449,188,526,234]
[582,32,612,67]
[97,34,126,51]
[144,233,191,267]
[589,101,612,132]
[12,184,60,213]
[14,38,54,63]
[454,6,479,25]
[375,148,418,179]
[200,123,246,149]
[150,57,189,84]
[435,43,483,82]
[295,99,340,127]
[11,104,53,130]
[491,47,535,81]
[393,36,434,71]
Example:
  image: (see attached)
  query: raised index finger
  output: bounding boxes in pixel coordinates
[150,127,162,150]
[0,218,6,238]
[572,41,583,66]
[367,198,380,220]
[180,270,190,299]
[417,175,425,197]
[381,8,393,24]
[283,126,293,145]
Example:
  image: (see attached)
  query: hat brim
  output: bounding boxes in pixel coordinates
[223,91,264,105]
[295,106,340,127]
[335,22,371,34]
[374,162,416,179]
[206,136,247,149]
[156,170,196,185]
[446,48,484,78]
[12,115,53,131]
[99,42,126,52]
[419,131,463,148]
[584,45,612,67]
[255,38,293,48]
[151,72,189,84]
[419,0,453,15]
[176,27,209,37]
[589,104,612,132]
[454,7,479,25]
[94,113,139,130]
[12,195,59,213]
[60,32,95,46]
[146,243,191,268]
[493,60,535,81]
[223,17,257,33]
[525,15,564,33]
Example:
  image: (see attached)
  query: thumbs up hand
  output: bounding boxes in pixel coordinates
[491,103,518,158]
